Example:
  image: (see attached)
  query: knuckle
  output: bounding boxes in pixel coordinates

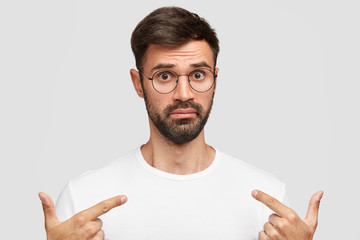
[263,222,268,229]
[287,212,298,222]
[99,202,110,214]
[276,219,285,229]
[74,213,86,227]
[43,205,52,213]
[94,218,103,230]
[86,222,99,235]
[97,218,104,226]
[267,229,278,238]
[265,198,274,207]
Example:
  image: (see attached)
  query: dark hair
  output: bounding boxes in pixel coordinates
[131,6,220,72]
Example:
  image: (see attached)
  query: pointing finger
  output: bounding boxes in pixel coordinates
[304,191,324,228]
[81,195,127,220]
[252,190,292,217]
[38,192,60,230]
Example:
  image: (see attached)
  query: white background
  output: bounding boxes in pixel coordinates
[1,0,359,239]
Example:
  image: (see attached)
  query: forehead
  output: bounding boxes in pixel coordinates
[143,40,214,71]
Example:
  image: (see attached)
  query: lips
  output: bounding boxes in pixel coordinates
[169,108,197,119]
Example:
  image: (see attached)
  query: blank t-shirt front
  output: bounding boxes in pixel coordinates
[56,147,287,240]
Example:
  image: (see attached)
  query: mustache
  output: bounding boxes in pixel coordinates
[164,101,203,117]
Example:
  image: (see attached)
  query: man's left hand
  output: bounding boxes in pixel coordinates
[252,190,323,240]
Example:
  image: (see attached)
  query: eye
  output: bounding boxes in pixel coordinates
[154,71,176,82]
[190,70,206,81]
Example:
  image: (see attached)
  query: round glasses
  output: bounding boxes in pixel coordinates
[139,68,217,94]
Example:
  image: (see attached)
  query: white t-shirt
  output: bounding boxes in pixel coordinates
[55,147,287,240]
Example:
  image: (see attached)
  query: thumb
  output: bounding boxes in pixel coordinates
[304,191,324,229]
[39,192,60,230]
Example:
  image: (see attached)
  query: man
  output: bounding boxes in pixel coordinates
[39,7,323,240]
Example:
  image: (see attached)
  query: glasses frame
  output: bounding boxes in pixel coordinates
[139,68,217,94]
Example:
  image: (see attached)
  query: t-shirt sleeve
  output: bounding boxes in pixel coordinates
[55,182,77,222]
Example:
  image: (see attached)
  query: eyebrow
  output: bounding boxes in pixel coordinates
[151,61,212,72]
[190,61,212,69]
[151,63,175,72]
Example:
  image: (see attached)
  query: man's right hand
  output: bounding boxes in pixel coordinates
[39,192,127,240]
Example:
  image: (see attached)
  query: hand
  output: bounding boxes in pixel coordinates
[252,190,323,240]
[39,192,127,240]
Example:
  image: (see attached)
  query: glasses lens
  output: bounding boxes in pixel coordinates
[152,70,178,93]
[189,68,215,92]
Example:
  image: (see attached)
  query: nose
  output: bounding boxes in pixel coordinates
[173,75,195,102]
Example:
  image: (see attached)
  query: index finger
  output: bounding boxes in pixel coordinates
[252,190,292,217]
[81,195,127,220]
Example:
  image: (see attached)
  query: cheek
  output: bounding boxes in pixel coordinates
[146,93,169,112]
[199,92,214,108]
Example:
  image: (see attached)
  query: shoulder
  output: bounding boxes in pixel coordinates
[216,150,277,178]
[56,148,140,214]
[68,148,139,189]
[215,150,285,196]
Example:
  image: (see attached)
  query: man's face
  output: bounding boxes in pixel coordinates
[136,40,218,144]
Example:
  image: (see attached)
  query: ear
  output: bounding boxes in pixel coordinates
[213,67,219,93]
[130,69,144,98]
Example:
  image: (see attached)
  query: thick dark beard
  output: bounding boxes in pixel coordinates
[143,91,214,145]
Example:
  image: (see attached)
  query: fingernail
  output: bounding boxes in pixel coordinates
[121,196,127,204]
[38,193,46,204]
[251,190,258,198]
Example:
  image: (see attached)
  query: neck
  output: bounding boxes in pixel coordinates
[141,123,215,175]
